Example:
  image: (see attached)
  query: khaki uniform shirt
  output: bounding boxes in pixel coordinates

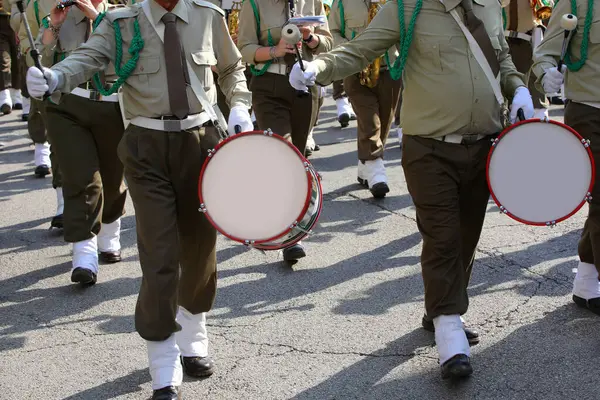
[532,0,600,103]
[313,0,524,138]
[14,0,54,67]
[50,0,251,119]
[502,0,540,33]
[237,0,333,68]
[328,0,397,66]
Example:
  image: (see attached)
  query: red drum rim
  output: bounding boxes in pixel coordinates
[198,130,323,247]
[486,118,596,226]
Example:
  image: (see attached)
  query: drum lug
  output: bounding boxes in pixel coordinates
[263,128,274,136]
[491,138,499,146]
[545,220,557,227]
[586,192,593,203]
[289,221,298,229]
[198,203,207,213]
[207,149,215,157]
[499,205,508,214]
[581,138,591,148]
[541,115,550,123]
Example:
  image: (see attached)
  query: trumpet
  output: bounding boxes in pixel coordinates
[359,0,385,88]
[530,0,553,20]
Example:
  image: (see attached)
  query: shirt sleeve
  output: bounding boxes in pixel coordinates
[531,0,566,91]
[313,0,399,85]
[328,0,348,47]
[236,0,260,65]
[311,0,333,54]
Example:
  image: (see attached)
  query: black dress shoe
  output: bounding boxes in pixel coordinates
[441,354,472,380]
[71,267,97,286]
[422,315,480,346]
[314,144,320,151]
[370,182,389,199]
[50,214,63,229]
[338,112,350,128]
[181,356,215,378]
[21,113,28,121]
[34,165,51,177]
[305,148,313,157]
[283,243,306,262]
[573,295,600,315]
[99,251,121,263]
[13,103,22,110]
[1,104,11,115]
[152,386,180,400]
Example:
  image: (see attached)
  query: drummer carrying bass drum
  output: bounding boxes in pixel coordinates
[236,0,333,262]
[533,0,600,316]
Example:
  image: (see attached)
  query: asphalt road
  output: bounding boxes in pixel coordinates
[1,95,598,400]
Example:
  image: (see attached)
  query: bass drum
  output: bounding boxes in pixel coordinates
[198,129,323,250]
[487,118,595,226]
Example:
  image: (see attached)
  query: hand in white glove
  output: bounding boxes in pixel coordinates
[289,61,318,91]
[509,86,535,123]
[542,65,566,94]
[26,66,58,99]
[227,105,253,136]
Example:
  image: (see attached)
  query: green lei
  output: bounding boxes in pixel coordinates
[385,0,423,80]
[89,10,144,96]
[337,0,356,40]
[248,0,274,76]
[563,0,594,71]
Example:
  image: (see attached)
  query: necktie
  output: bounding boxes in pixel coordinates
[162,12,190,120]
[460,0,500,77]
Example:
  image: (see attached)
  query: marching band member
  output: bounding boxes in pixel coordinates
[533,1,600,316]
[290,0,533,378]
[27,0,253,396]
[0,0,22,114]
[237,0,333,261]
[328,0,401,198]
[35,0,128,286]
[503,0,551,119]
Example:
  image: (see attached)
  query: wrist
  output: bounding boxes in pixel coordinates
[268,46,277,60]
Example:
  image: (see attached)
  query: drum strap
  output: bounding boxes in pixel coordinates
[140,0,229,138]
[440,0,504,105]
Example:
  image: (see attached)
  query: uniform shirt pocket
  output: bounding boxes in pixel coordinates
[589,20,600,43]
[413,37,452,75]
[128,55,160,85]
[191,50,218,90]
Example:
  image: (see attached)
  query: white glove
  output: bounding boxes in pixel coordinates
[227,105,253,136]
[26,66,58,99]
[542,65,566,94]
[509,86,535,123]
[289,61,318,91]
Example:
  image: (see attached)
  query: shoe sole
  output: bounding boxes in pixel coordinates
[441,363,473,380]
[183,366,215,378]
[573,295,600,315]
[283,247,306,261]
[99,256,122,264]
[356,178,389,198]
[338,113,350,128]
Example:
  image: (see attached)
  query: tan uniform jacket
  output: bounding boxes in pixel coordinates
[237,0,333,68]
[313,0,524,138]
[328,0,397,66]
[13,0,54,67]
[532,0,600,102]
[502,0,541,33]
[49,0,251,119]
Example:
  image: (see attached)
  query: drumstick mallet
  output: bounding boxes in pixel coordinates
[557,13,578,71]
[282,23,310,97]
[15,0,51,99]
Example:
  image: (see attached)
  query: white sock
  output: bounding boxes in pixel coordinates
[56,188,64,215]
[10,88,22,104]
[433,315,470,365]
[98,218,121,252]
[22,97,30,114]
[34,142,51,166]
[0,89,12,108]
[573,261,600,300]
[72,237,98,274]
[147,335,183,390]
[175,307,209,358]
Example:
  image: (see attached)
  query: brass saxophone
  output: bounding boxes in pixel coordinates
[530,0,553,21]
[359,0,385,88]
[227,0,242,39]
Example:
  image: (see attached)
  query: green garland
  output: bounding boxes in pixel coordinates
[386,0,423,80]
[89,11,144,96]
[248,0,273,76]
[502,8,506,30]
[338,0,355,40]
[563,0,593,71]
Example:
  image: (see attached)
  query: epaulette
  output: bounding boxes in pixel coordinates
[191,0,226,16]
[104,3,140,22]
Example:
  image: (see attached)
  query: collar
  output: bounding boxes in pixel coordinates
[440,0,486,12]
[149,0,189,24]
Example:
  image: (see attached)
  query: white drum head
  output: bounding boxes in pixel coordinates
[200,134,309,241]
[488,121,593,224]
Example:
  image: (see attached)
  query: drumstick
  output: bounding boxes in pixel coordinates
[557,13,578,71]
[15,0,51,99]
[282,24,310,97]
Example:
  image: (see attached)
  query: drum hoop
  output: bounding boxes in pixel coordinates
[198,130,322,246]
[486,118,596,226]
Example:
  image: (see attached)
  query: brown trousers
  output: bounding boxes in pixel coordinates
[394,85,402,126]
[402,134,493,318]
[251,72,318,153]
[45,94,127,242]
[507,37,547,109]
[0,15,19,90]
[117,124,219,341]
[332,80,346,100]
[344,70,402,161]
[565,102,600,275]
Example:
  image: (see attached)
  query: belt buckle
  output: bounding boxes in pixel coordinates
[461,134,479,145]
[163,119,182,131]
[89,90,102,101]
[508,31,519,39]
